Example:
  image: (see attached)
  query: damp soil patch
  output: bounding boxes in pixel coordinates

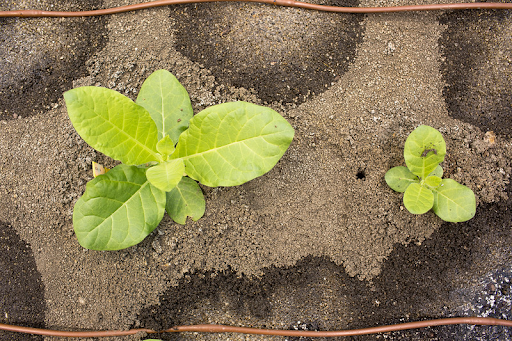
[0,221,46,341]
[170,0,364,105]
[439,8,512,137]
[0,0,107,120]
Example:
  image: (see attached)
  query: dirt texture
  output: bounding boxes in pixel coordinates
[0,0,511,340]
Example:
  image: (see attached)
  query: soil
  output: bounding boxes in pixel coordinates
[1,0,511,340]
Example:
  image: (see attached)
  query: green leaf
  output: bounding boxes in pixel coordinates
[171,102,295,187]
[428,165,443,178]
[136,69,193,143]
[432,179,476,222]
[64,87,161,165]
[73,164,166,250]
[403,183,434,214]
[424,175,442,188]
[146,159,185,192]
[156,135,176,156]
[166,177,205,225]
[404,125,446,179]
[385,166,419,192]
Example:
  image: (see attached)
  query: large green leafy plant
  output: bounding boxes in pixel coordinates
[385,125,475,222]
[64,70,294,250]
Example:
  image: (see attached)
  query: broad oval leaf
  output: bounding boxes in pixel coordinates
[166,177,205,225]
[403,183,434,214]
[385,166,419,192]
[172,102,295,187]
[64,87,161,165]
[404,125,446,179]
[432,179,476,222]
[73,164,166,250]
[136,70,193,143]
[146,159,185,192]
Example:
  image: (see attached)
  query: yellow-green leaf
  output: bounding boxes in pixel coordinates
[403,183,434,214]
[136,69,193,143]
[156,135,176,156]
[404,125,446,179]
[385,166,419,192]
[171,102,294,187]
[432,179,476,222]
[73,165,166,250]
[166,177,205,225]
[64,87,161,165]
[146,159,185,192]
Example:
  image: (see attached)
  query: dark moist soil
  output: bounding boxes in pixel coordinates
[0,221,45,341]
[1,0,511,340]
[171,0,365,105]
[0,0,107,120]
[439,8,512,138]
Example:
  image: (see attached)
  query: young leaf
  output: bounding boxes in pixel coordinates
[424,175,442,188]
[428,165,443,178]
[171,102,295,187]
[64,87,161,165]
[403,183,434,214]
[166,177,206,225]
[385,166,419,192]
[146,159,185,192]
[432,179,476,222]
[404,125,446,179]
[136,69,193,143]
[156,135,176,156]
[73,164,166,250]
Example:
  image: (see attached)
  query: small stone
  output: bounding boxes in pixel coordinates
[484,131,496,146]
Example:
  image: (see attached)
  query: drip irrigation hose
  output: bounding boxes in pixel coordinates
[0,0,511,16]
[1,317,512,338]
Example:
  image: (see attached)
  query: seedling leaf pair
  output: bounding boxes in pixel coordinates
[385,125,475,222]
[65,70,294,250]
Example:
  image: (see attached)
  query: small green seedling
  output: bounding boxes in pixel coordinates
[385,125,475,222]
[64,69,294,250]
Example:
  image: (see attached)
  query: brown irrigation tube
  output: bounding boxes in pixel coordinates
[1,317,512,338]
[0,0,512,17]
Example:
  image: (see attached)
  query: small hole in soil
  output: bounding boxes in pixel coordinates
[356,169,366,180]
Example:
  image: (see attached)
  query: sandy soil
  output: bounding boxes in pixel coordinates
[1,0,511,340]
